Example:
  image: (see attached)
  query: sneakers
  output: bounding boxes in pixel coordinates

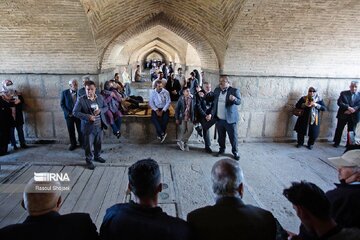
[115,131,121,139]
[94,157,106,163]
[86,162,95,170]
[160,133,167,143]
[177,141,185,151]
[195,126,203,137]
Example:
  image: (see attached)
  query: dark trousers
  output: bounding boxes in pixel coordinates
[333,117,356,145]
[297,133,315,146]
[66,117,82,147]
[0,128,10,156]
[151,110,169,137]
[200,118,216,148]
[10,124,26,147]
[110,117,122,134]
[83,127,102,162]
[216,119,238,154]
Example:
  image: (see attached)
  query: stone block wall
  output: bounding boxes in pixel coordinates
[0,73,356,144]
[0,74,98,141]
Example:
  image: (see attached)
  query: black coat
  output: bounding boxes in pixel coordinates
[13,94,25,125]
[165,79,181,101]
[0,211,99,240]
[336,90,360,122]
[100,201,192,240]
[294,96,326,137]
[187,197,277,240]
[326,183,360,229]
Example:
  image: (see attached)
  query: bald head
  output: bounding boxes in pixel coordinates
[211,159,244,197]
[23,178,62,216]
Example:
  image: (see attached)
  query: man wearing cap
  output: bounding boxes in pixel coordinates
[333,81,360,147]
[0,178,99,240]
[61,79,82,151]
[327,150,360,229]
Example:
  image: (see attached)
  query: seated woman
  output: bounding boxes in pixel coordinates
[294,87,326,149]
[112,81,144,114]
[101,80,122,138]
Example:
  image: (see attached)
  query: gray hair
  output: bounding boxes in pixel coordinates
[211,159,244,197]
[350,80,359,85]
[68,78,78,85]
[23,178,61,215]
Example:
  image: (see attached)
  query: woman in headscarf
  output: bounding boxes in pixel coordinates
[294,87,326,149]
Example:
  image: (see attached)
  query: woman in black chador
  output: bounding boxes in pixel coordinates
[294,87,326,149]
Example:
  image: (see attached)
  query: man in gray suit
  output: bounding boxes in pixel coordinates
[211,76,241,160]
[73,81,108,170]
[187,159,277,240]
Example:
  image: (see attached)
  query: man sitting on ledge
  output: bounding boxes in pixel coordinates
[0,178,99,240]
[100,158,191,240]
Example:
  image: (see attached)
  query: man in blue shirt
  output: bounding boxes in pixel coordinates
[149,80,171,143]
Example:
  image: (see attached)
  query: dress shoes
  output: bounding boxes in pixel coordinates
[94,157,106,163]
[215,151,224,157]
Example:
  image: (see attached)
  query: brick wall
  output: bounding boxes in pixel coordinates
[223,0,360,77]
[0,0,99,74]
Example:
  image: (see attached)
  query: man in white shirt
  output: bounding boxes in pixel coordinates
[149,80,171,143]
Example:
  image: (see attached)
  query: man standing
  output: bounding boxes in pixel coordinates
[149,80,171,143]
[197,82,215,153]
[61,79,82,151]
[187,158,277,240]
[211,76,241,160]
[100,158,191,240]
[73,81,108,170]
[333,81,360,147]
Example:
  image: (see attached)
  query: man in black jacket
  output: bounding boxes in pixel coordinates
[0,178,99,240]
[61,79,82,151]
[333,81,360,147]
[100,158,192,240]
[187,158,277,240]
[197,82,215,153]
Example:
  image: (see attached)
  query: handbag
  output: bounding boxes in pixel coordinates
[293,108,304,117]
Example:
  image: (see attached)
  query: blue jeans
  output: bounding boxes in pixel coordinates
[151,110,169,137]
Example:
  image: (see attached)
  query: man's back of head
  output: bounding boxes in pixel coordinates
[0,178,99,240]
[283,181,331,221]
[211,158,244,198]
[100,158,191,240]
[187,159,276,240]
[128,158,161,201]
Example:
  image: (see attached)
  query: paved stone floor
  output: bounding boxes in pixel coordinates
[0,140,344,233]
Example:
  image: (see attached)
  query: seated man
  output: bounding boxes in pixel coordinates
[283,181,360,240]
[328,150,360,228]
[0,178,99,240]
[100,158,191,240]
[187,158,277,240]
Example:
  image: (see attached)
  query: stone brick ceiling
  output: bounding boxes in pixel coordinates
[80,0,245,70]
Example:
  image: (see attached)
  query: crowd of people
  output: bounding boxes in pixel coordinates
[1,72,360,169]
[0,153,359,240]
